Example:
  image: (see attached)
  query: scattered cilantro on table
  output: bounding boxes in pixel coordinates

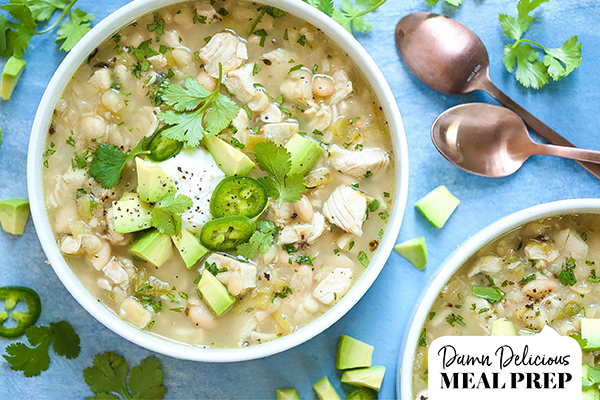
[3,321,80,377]
[425,0,464,6]
[500,0,582,89]
[237,220,277,259]
[150,193,193,236]
[303,0,387,34]
[83,352,167,400]
[157,64,238,147]
[254,141,305,207]
[88,139,149,189]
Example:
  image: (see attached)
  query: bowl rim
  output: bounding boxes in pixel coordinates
[397,198,600,398]
[26,0,409,362]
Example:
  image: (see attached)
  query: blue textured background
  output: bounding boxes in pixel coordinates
[1,0,599,398]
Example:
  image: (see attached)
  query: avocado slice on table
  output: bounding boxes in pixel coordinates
[341,366,386,391]
[336,335,374,370]
[0,198,30,235]
[1,56,26,101]
[313,376,341,400]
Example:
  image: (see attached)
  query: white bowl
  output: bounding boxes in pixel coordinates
[27,0,409,362]
[398,198,600,399]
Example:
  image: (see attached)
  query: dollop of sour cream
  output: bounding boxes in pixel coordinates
[158,147,225,233]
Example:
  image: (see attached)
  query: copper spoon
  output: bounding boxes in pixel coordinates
[395,12,600,180]
[432,103,600,178]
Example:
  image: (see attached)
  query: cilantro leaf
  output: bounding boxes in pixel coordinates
[0,4,36,58]
[158,66,238,147]
[12,0,71,22]
[472,285,505,303]
[55,8,94,51]
[569,333,588,350]
[50,320,80,359]
[499,0,581,89]
[303,0,385,34]
[254,141,305,206]
[304,0,334,17]
[237,220,277,259]
[88,139,148,189]
[84,352,167,400]
[150,193,192,235]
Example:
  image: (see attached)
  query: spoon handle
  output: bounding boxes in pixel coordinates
[481,80,600,181]
[535,143,600,165]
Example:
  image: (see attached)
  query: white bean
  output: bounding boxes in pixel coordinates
[188,304,216,328]
[172,47,193,67]
[294,196,314,223]
[101,89,125,113]
[196,71,217,91]
[228,271,243,296]
[79,116,107,139]
[312,76,335,97]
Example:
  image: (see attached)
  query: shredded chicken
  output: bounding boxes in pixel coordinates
[199,32,248,78]
[329,144,390,177]
[277,212,326,245]
[323,185,367,236]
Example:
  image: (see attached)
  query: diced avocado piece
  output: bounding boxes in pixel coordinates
[581,318,600,350]
[0,198,29,235]
[135,158,176,203]
[313,376,341,400]
[198,269,235,316]
[129,229,173,268]
[394,237,427,270]
[583,388,599,400]
[336,335,374,370]
[112,194,152,234]
[491,319,517,336]
[275,388,300,400]
[1,56,26,101]
[341,366,385,391]
[415,185,460,228]
[171,229,209,268]
[284,133,324,176]
[345,387,378,400]
[204,136,255,176]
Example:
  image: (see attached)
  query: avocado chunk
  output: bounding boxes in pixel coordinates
[0,198,30,235]
[204,136,255,176]
[275,388,300,400]
[313,376,341,400]
[171,229,208,268]
[491,319,517,336]
[135,158,176,203]
[394,237,427,270]
[415,185,460,228]
[284,133,324,176]
[583,388,599,400]
[336,335,374,370]
[1,56,26,101]
[197,269,235,316]
[129,229,173,267]
[112,194,152,234]
[341,366,385,391]
[581,318,600,350]
[345,387,378,400]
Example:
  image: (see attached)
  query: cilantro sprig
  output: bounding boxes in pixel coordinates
[0,0,94,58]
[88,139,149,189]
[83,352,167,399]
[500,0,582,89]
[425,0,464,6]
[254,141,305,207]
[150,192,192,236]
[157,65,238,147]
[303,0,387,34]
[3,321,80,377]
[237,220,277,259]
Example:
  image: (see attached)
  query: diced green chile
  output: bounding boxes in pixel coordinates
[200,216,255,251]
[210,176,268,219]
[144,125,183,162]
[0,286,41,338]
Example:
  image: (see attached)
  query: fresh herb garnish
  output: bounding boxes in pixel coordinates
[569,333,588,350]
[272,285,293,302]
[149,193,192,236]
[558,257,577,286]
[88,139,148,189]
[588,269,600,283]
[254,141,305,206]
[418,329,427,347]
[445,313,466,328]
[357,250,369,267]
[83,352,166,399]
[206,261,227,276]
[3,321,80,377]
[157,65,238,147]
[368,199,380,212]
[519,274,537,285]
[296,254,314,266]
[500,0,582,89]
[237,221,277,259]
[472,285,505,303]
[303,0,386,34]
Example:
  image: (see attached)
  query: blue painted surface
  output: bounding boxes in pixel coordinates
[0,0,598,398]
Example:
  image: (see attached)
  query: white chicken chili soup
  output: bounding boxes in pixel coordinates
[412,214,600,399]
[43,0,394,348]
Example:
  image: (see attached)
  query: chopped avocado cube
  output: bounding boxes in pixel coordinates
[275,388,300,400]
[1,56,26,101]
[336,335,374,370]
[341,366,385,391]
[345,387,378,400]
[198,269,235,316]
[172,229,209,268]
[129,229,173,267]
[284,133,324,176]
[313,376,341,400]
[135,158,176,203]
[581,318,600,350]
[415,185,460,228]
[491,319,517,336]
[0,198,29,235]
[583,388,599,400]
[204,136,255,176]
[112,194,152,233]
[394,237,427,270]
